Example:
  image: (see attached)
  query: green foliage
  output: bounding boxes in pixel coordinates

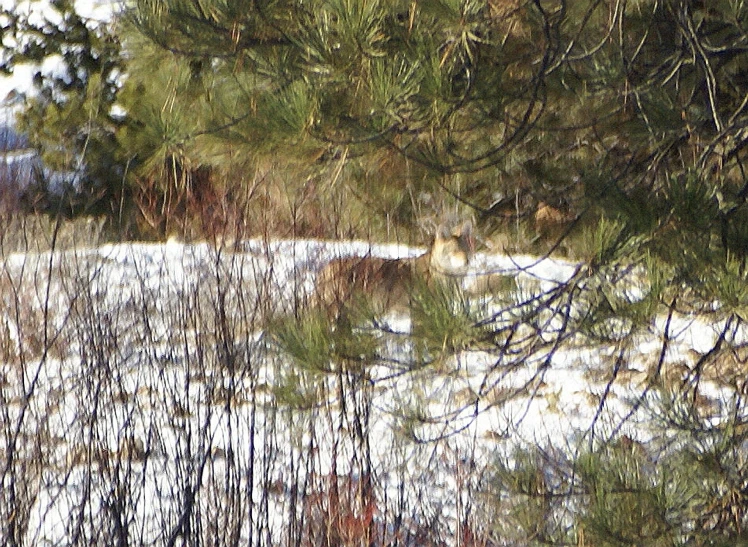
[1,0,127,217]
[266,79,319,139]
[270,308,379,374]
[271,311,340,374]
[705,255,748,316]
[578,445,677,546]
[4,0,747,243]
[578,216,630,265]
[411,279,482,361]
[484,447,576,545]
[483,383,748,546]
[269,307,381,410]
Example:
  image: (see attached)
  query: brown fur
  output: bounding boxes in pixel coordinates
[534,202,576,245]
[315,221,473,317]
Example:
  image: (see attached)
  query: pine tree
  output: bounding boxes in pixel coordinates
[1,0,127,220]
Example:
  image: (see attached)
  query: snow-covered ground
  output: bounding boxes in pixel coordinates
[0,237,740,545]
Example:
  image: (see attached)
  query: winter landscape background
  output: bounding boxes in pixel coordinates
[2,0,748,545]
[0,225,741,545]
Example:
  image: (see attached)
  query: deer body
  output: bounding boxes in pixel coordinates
[315,222,473,317]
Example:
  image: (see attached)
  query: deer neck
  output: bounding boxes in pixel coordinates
[428,238,469,277]
[430,250,468,275]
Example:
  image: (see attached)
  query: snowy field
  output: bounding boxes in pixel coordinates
[0,236,741,545]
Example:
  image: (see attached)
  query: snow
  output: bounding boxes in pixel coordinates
[0,236,739,544]
[0,0,121,103]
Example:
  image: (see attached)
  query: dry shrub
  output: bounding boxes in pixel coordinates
[0,214,108,253]
[301,473,378,547]
[132,160,338,240]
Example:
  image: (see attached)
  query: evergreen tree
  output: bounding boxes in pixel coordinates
[1,0,127,220]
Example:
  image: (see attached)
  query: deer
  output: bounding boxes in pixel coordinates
[315,220,474,319]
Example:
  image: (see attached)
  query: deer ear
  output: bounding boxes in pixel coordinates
[435,223,451,239]
[455,220,472,237]
[455,220,475,254]
[450,220,472,240]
